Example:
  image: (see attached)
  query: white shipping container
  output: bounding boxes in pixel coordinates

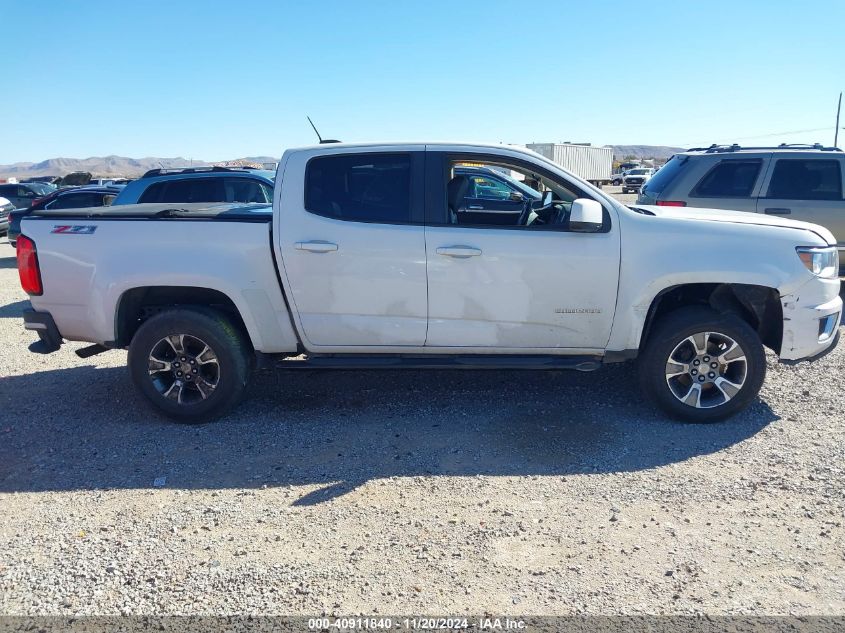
[525,143,613,184]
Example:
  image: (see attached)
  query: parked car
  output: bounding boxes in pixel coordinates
[0,182,57,209]
[7,185,124,246]
[637,144,845,276]
[112,166,275,206]
[621,168,655,194]
[452,165,541,225]
[17,142,840,424]
[611,170,627,186]
[0,197,12,236]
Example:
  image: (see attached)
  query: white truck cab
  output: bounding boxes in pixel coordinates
[17,142,841,423]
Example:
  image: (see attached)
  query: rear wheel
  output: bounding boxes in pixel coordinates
[639,307,766,422]
[128,308,252,423]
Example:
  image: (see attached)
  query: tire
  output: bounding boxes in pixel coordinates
[638,306,766,423]
[128,307,252,423]
[621,188,628,194]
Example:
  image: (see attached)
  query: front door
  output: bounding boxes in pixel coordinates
[425,152,621,350]
[278,149,429,348]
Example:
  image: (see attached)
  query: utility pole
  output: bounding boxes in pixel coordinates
[836,92,842,148]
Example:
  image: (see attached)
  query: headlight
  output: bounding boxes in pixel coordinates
[796,246,838,279]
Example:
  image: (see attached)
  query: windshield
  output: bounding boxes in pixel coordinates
[493,170,542,200]
[30,183,57,195]
[628,169,650,175]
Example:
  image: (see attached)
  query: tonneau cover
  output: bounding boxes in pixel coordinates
[28,202,273,221]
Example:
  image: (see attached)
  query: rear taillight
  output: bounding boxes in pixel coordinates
[656,200,687,207]
[17,235,43,295]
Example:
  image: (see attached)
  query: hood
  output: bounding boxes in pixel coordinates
[632,204,836,245]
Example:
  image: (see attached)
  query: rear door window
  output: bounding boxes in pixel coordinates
[223,178,270,203]
[766,159,843,200]
[305,153,412,223]
[139,178,226,203]
[691,159,762,198]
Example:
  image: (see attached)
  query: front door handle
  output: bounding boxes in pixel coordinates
[467,205,484,210]
[295,240,338,253]
[436,246,482,258]
[764,207,791,215]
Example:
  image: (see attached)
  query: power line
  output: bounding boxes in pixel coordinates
[682,126,835,146]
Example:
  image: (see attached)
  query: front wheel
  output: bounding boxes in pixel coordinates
[638,307,766,422]
[128,308,252,423]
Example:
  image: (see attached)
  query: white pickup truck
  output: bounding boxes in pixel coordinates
[16,142,841,423]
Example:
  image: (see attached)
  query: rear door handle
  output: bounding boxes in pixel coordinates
[764,207,791,215]
[436,246,482,258]
[295,240,338,253]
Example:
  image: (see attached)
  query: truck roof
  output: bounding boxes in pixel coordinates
[284,141,539,153]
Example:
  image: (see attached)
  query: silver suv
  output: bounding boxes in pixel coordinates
[637,144,844,276]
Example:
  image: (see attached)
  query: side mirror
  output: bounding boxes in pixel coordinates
[509,191,524,202]
[570,198,603,232]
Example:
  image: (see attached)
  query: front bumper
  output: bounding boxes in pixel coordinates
[23,309,63,354]
[779,281,842,362]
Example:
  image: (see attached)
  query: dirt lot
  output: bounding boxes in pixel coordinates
[0,214,844,616]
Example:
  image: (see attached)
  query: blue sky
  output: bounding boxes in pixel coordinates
[3,0,844,163]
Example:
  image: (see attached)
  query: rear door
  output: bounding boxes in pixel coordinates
[757,156,845,249]
[0,185,17,207]
[277,148,428,348]
[0,185,27,209]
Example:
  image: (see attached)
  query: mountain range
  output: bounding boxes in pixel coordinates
[0,155,279,179]
[0,146,685,179]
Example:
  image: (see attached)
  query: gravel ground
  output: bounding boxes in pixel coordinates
[0,218,844,617]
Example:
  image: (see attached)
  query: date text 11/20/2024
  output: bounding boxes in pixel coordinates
[307,617,527,630]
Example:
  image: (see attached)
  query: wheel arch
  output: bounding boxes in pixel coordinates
[640,282,783,354]
[114,286,253,349]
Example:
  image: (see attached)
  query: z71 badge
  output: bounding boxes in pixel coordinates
[51,225,97,234]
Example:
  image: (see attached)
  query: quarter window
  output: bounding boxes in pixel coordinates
[305,153,411,223]
[767,159,842,200]
[691,160,762,198]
